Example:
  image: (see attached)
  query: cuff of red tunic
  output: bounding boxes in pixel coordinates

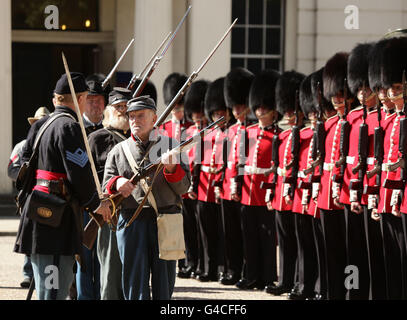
[163,164,185,183]
[106,176,122,194]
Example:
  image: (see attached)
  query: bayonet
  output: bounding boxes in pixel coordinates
[127,32,172,90]
[132,6,192,98]
[102,38,135,89]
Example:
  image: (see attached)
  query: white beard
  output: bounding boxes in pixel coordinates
[103,108,130,131]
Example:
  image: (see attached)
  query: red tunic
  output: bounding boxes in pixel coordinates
[339,107,364,205]
[377,112,403,213]
[217,121,246,201]
[361,108,382,205]
[197,128,225,203]
[160,119,193,142]
[317,114,344,211]
[182,124,200,199]
[292,127,314,215]
[240,124,275,206]
[271,128,295,212]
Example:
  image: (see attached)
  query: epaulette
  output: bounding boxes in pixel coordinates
[326,113,339,122]
[348,106,363,114]
[246,123,258,130]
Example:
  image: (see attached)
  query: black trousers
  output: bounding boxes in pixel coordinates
[220,199,243,278]
[344,205,370,300]
[312,217,327,298]
[275,211,298,288]
[319,209,346,300]
[181,198,200,272]
[240,205,277,284]
[363,206,386,300]
[380,213,407,300]
[294,214,318,296]
[197,200,224,277]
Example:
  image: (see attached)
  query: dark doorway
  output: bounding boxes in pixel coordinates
[12,42,99,145]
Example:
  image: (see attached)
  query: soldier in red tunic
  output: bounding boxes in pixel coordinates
[195,78,228,282]
[214,68,254,286]
[374,37,407,299]
[266,71,305,296]
[180,80,210,279]
[288,73,319,300]
[160,73,193,142]
[232,70,280,291]
[338,42,376,300]
[361,39,391,300]
[317,52,355,300]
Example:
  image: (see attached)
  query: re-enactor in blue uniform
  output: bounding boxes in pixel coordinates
[14,72,111,300]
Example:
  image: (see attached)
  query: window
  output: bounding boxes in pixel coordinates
[12,0,99,31]
[231,0,285,74]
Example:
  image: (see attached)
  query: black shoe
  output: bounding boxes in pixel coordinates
[20,278,32,289]
[197,274,217,282]
[265,284,291,295]
[220,274,239,286]
[235,279,264,290]
[306,293,325,300]
[288,291,312,300]
[177,268,192,279]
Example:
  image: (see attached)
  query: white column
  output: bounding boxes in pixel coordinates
[187,0,231,81]
[0,0,12,194]
[296,0,316,74]
[115,0,135,73]
[133,0,175,112]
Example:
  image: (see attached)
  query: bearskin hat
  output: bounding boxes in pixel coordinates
[204,77,227,122]
[348,42,374,95]
[299,74,316,118]
[381,37,407,88]
[163,72,188,105]
[184,80,210,121]
[323,52,350,101]
[368,39,388,91]
[131,79,157,104]
[276,70,306,115]
[310,68,335,114]
[224,67,254,109]
[248,69,280,114]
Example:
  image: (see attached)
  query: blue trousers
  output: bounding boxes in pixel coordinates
[76,212,101,300]
[23,255,33,279]
[116,209,176,300]
[31,254,74,300]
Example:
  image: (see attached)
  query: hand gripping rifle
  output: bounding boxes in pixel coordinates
[82,19,237,248]
[364,92,383,195]
[131,6,192,98]
[333,78,351,184]
[101,38,135,89]
[383,70,407,191]
[127,32,172,91]
[349,83,369,199]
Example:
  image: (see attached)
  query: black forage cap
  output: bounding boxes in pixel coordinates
[126,95,157,113]
[54,72,88,94]
[108,87,132,105]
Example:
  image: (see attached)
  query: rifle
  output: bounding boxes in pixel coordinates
[82,117,225,249]
[132,6,192,98]
[83,19,237,248]
[260,121,280,201]
[383,70,407,190]
[364,92,383,195]
[127,32,172,91]
[102,38,135,89]
[333,78,351,184]
[283,90,301,199]
[349,83,369,199]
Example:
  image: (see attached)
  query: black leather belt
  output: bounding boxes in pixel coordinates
[36,179,66,196]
